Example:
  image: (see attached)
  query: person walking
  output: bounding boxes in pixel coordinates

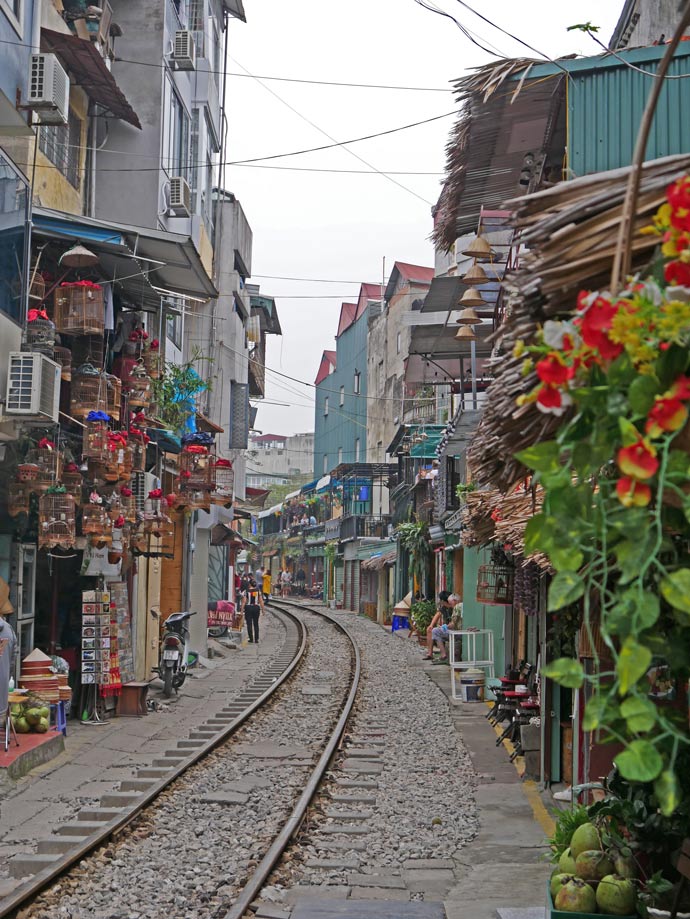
[241,577,264,644]
[280,568,292,597]
[262,569,272,604]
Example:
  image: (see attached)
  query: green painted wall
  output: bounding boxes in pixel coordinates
[461,546,508,674]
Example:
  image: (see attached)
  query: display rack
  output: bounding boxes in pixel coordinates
[448,629,496,701]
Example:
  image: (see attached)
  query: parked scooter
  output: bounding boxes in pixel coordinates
[157,610,196,697]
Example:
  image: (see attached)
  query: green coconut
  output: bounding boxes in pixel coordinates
[551,873,574,900]
[555,878,598,913]
[559,848,578,875]
[571,823,602,858]
[14,716,30,733]
[596,875,636,916]
[24,708,41,726]
[34,717,49,734]
[576,850,615,883]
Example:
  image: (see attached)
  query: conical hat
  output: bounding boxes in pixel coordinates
[23,648,52,663]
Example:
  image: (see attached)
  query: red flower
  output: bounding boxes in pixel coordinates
[180,469,192,479]
[668,177,690,231]
[667,375,690,400]
[536,353,572,386]
[645,397,688,438]
[575,295,624,361]
[120,487,133,497]
[535,385,572,416]
[114,515,125,528]
[616,477,652,508]
[150,339,160,350]
[617,439,659,481]
[165,493,177,507]
[664,259,690,287]
[148,488,163,500]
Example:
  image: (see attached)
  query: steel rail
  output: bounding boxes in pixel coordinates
[222,598,361,919]
[0,605,307,919]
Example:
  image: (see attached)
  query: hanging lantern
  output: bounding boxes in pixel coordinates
[38,491,76,551]
[53,345,72,381]
[126,362,152,410]
[54,281,104,336]
[455,325,477,342]
[7,482,32,517]
[22,308,56,355]
[83,411,111,460]
[71,364,107,419]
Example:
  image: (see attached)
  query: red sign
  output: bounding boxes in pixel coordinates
[208,600,236,628]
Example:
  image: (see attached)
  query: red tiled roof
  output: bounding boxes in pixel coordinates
[314,350,337,386]
[336,303,357,337]
[355,282,384,320]
[252,433,287,444]
[395,262,435,284]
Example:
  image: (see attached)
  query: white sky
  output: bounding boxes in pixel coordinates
[224,0,622,438]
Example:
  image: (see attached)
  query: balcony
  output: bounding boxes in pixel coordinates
[340,515,391,542]
[324,518,341,541]
[304,522,326,545]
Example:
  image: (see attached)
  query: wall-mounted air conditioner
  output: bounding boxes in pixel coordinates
[133,471,160,513]
[172,30,196,70]
[5,352,60,422]
[29,54,69,125]
[169,176,191,217]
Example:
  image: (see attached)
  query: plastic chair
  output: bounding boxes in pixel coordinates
[391,614,410,632]
[50,701,67,736]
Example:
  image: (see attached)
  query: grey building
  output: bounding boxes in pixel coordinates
[610,0,681,48]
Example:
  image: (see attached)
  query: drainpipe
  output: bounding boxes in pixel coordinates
[31,0,41,53]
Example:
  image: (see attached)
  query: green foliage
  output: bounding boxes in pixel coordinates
[396,521,431,590]
[547,804,591,862]
[151,350,211,434]
[410,599,436,634]
[455,482,477,500]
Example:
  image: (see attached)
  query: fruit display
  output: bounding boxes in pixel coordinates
[10,698,52,736]
[549,818,638,917]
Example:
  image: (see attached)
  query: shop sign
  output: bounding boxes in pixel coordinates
[208,599,236,627]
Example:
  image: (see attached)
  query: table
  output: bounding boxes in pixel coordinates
[116,681,150,717]
[448,629,496,701]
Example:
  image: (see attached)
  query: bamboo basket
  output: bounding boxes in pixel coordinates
[38,493,76,550]
[53,284,104,336]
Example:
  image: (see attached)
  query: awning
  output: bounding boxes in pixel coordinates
[223,0,246,21]
[32,208,218,310]
[42,29,141,129]
[196,412,224,434]
[316,475,331,492]
[210,524,257,547]
[361,550,397,571]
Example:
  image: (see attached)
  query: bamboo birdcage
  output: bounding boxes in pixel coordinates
[131,517,174,558]
[179,449,216,492]
[61,468,83,503]
[176,489,211,510]
[106,375,122,421]
[83,419,110,460]
[7,482,32,516]
[71,364,107,419]
[118,491,137,523]
[38,493,76,550]
[22,316,56,355]
[26,445,63,486]
[53,345,72,381]
[212,460,234,497]
[476,564,513,605]
[81,503,112,543]
[127,363,152,409]
[143,349,162,379]
[53,283,104,336]
[129,439,146,472]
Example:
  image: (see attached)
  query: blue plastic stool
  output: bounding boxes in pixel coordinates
[391,614,410,632]
[50,701,67,736]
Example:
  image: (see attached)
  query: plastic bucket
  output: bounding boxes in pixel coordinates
[460,669,485,703]
[485,677,501,701]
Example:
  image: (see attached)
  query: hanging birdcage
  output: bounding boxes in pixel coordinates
[53,282,104,336]
[83,414,111,460]
[71,364,107,419]
[176,489,211,510]
[126,362,152,410]
[38,492,76,550]
[22,311,56,355]
[26,442,63,486]
[7,482,32,517]
[81,501,112,543]
[106,375,122,421]
[476,564,514,605]
[211,459,234,504]
[179,448,216,492]
[61,466,83,503]
[131,514,174,558]
[143,348,162,379]
[53,345,72,381]
[117,489,137,523]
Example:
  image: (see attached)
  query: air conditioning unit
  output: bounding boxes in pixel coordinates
[29,53,69,125]
[169,175,191,217]
[5,352,60,422]
[172,30,196,70]
[133,471,160,513]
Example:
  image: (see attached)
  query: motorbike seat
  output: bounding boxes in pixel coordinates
[165,611,193,625]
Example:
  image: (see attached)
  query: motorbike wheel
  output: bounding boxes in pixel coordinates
[162,667,174,698]
[208,626,228,638]
[174,672,186,689]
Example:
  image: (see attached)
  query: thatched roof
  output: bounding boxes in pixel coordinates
[433,58,565,252]
[468,152,690,491]
[460,485,548,568]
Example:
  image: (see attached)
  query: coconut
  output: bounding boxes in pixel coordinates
[571,823,602,858]
[14,716,30,733]
[612,853,636,879]
[24,707,41,726]
[555,878,598,913]
[34,717,49,734]
[576,850,615,883]
[596,875,636,915]
[559,848,578,875]
[551,873,574,899]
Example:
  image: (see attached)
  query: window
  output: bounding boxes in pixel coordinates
[354,370,361,395]
[162,80,190,179]
[324,397,329,416]
[339,385,345,406]
[39,109,82,189]
[0,151,28,322]
[355,438,360,462]
[323,454,328,475]
[396,331,402,354]
[166,311,182,349]
[338,447,343,465]
[188,0,205,55]
[0,0,22,35]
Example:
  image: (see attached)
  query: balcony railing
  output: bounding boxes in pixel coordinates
[340,515,391,541]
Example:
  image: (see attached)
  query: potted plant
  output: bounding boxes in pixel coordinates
[410,599,436,645]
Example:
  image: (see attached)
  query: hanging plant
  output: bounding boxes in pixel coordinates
[396,520,430,591]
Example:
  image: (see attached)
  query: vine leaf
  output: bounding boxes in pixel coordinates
[620,695,657,733]
[628,375,659,415]
[582,694,609,731]
[542,657,585,689]
[655,769,680,817]
[660,570,690,616]
[616,637,652,695]
[548,571,585,610]
[614,740,663,782]
[515,441,561,473]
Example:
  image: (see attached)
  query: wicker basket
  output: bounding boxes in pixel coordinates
[54,283,104,336]
[38,493,76,550]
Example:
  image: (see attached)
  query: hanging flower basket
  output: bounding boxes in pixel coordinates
[126,362,152,410]
[71,364,107,419]
[53,281,104,336]
[38,492,76,550]
[53,345,72,381]
[7,482,32,517]
[476,564,513,605]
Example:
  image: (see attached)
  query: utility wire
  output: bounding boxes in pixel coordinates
[584,27,690,78]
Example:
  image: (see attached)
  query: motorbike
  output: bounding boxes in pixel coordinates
[157,610,196,697]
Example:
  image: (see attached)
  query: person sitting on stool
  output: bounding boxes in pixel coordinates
[423,591,459,663]
[241,578,264,644]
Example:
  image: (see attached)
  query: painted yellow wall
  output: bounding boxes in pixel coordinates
[33,86,88,215]
[198,223,213,278]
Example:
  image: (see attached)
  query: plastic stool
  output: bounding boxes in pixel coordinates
[50,701,67,736]
[391,614,410,632]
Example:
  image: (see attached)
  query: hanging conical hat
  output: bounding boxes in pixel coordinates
[0,577,12,615]
[23,648,52,663]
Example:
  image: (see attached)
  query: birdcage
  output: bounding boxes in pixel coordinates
[61,466,83,503]
[131,518,174,558]
[7,482,32,517]
[179,448,216,492]
[176,489,211,511]
[26,443,63,486]
[126,363,152,410]
[118,490,137,523]
[89,457,120,484]
[38,493,76,550]
[53,282,104,335]
[83,416,110,460]
[143,348,162,379]
[28,268,46,303]
[81,502,112,543]
[212,459,234,500]
[476,564,514,605]
[22,313,56,355]
[106,375,122,421]
[53,345,72,381]
[71,364,107,419]
[128,438,146,472]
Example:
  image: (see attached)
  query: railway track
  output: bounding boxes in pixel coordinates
[0,600,360,919]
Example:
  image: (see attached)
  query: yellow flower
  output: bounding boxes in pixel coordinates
[512,339,526,358]
[521,358,534,376]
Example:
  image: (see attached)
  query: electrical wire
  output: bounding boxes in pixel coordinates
[584,28,690,78]
[232,164,444,175]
